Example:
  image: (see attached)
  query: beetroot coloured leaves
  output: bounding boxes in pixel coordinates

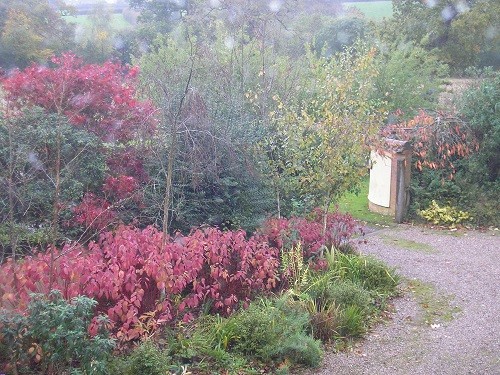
[0,209,363,350]
[261,209,364,262]
[0,226,280,345]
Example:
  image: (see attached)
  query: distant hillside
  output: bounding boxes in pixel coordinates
[342,1,393,19]
[65,0,128,15]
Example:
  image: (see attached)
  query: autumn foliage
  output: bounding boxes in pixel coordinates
[72,193,117,231]
[2,53,156,143]
[0,53,367,360]
[261,209,363,261]
[1,54,157,234]
[0,225,280,344]
[380,110,479,179]
[0,210,361,346]
[0,55,157,183]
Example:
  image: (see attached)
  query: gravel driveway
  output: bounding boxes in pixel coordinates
[304,225,500,375]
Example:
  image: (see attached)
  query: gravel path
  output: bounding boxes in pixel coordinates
[304,225,500,375]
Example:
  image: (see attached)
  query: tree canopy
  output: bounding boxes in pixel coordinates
[0,0,74,68]
[389,0,499,71]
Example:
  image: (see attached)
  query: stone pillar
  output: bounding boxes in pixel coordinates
[368,139,412,222]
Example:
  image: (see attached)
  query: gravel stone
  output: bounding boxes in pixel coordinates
[302,225,500,375]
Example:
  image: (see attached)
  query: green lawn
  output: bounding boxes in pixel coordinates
[336,178,395,226]
[342,1,393,20]
[64,14,132,31]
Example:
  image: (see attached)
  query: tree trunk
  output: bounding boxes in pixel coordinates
[161,129,176,246]
[276,189,281,219]
[160,31,194,245]
[49,120,62,291]
[7,117,16,262]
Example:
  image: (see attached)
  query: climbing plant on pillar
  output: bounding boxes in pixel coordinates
[379,110,479,214]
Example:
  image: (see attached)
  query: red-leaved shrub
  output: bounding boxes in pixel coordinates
[103,175,139,200]
[72,193,117,231]
[261,209,363,260]
[0,210,359,346]
[0,225,279,344]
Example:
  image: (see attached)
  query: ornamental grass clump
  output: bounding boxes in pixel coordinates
[189,296,323,370]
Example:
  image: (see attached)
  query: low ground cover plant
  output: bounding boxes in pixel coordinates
[0,210,399,374]
[182,296,323,371]
[108,341,172,375]
[419,200,471,228]
[0,291,114,375]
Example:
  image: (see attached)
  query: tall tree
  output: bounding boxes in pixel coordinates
[136,17,304,231]
[388,0,499,71]
[0,0,74,68]
[373,43,449,116]
[1,54,157,248]
[263,45,386,229]
[75,1,115,63]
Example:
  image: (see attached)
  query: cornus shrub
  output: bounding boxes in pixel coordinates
[0,212,363,356]
[191,228,279,315]
[261,209,363,261]
[85,226,279,342]
[0,225,280,345]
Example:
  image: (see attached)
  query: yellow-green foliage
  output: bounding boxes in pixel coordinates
[264,42,386,211]
[281,243,310,292]
[419,200,471,227]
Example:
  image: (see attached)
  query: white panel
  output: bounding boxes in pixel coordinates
[368,151,392,208]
